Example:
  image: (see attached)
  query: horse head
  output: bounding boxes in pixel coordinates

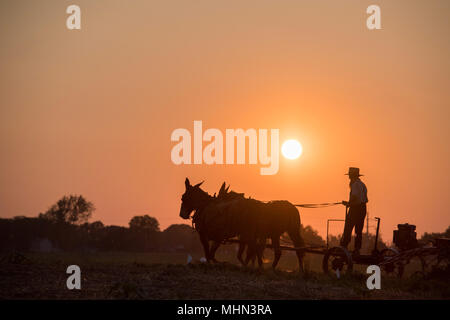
[179,178,210,219]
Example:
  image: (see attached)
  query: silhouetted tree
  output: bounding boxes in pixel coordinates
[87,221,104,230]
[13,215,28,220]
[128,215,160,251]
[301,225,326,246]
[39,194,94,225]
[161,224,200,252]
[129,215,160,232]
[420,226,450,244]
[280,225,326,247]
[101,225,132,251]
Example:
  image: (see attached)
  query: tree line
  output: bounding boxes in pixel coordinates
[3,194,446,254]
[0,195,202,253]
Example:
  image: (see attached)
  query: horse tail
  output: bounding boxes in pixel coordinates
[287,203,305,247]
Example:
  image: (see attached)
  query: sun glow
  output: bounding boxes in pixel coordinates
[281,139,303,160]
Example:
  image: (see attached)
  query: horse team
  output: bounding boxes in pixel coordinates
[179,178,305,272]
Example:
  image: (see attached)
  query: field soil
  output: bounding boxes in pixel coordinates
[0,251,448,299]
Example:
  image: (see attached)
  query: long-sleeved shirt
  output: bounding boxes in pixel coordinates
[349,178,368,205]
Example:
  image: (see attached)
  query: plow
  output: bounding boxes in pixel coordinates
[225,211,450,278]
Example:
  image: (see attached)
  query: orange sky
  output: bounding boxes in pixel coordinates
[1,0,449,241]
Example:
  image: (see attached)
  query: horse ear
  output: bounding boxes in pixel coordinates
[194,181,204,188]
[219,182,226,194]
[225,185,230,193]
[185,178,190,189]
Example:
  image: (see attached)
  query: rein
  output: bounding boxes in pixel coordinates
[188,193,341,230]
[293,202,342,208]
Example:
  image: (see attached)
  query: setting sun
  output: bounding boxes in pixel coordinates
[281,139,303,160]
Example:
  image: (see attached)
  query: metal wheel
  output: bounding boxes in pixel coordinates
[322,246,353,278]
[380,248,404,278]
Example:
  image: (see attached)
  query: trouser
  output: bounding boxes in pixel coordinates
[340,203,367,251]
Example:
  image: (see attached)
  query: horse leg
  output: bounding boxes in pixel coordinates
[244,239,257,267]
[247,240,256,267]
[250,249,256,267]
[209,241,221,263]
[199,232,211,262]
[271,236,282,269]
[237,241,246,266]
[256,239,265,268]
[288,228,305,273]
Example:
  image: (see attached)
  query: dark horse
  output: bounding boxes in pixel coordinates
[179,178,244,263]
[216,183,262,266]
[179,178,305,271]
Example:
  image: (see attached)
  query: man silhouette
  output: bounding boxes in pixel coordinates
[340,167,368,255]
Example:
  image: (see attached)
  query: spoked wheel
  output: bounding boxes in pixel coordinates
[379,248,404,278]
[322,246,353,278]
